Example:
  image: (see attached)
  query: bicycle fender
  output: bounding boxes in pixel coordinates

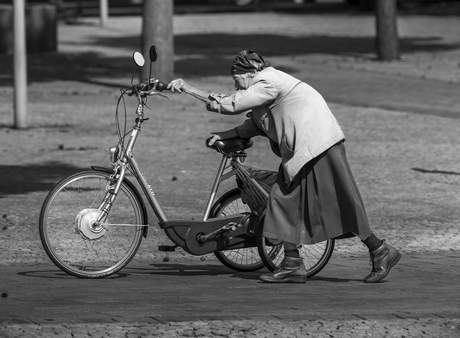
[253,208,266,235]
[209,188,240,217]
[91,166,149,238]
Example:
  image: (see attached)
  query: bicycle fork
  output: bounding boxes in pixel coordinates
[95,163,128,224]
[91,122,144,230]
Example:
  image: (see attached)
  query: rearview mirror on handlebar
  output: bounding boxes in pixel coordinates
[149,45,158,63]
[133,52,145,67]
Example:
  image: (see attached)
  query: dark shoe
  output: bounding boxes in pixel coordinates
[364,240,401,283]
[259,257,307,283]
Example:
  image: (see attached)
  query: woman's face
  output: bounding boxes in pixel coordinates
[232,73,252,90]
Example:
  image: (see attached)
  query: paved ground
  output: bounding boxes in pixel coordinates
[1,253,460,337]
[1,2,460,337]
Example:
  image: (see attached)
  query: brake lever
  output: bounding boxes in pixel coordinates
[149,91,169,99]
[141,87,167,98]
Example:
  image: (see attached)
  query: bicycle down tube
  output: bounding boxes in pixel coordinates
[111,115,239,225]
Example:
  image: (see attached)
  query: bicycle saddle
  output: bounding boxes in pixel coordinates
[211,138,253,154]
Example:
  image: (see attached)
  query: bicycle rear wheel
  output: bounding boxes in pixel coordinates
[39,171,145,278]
[257,221,335,278]
[210,188,266,272]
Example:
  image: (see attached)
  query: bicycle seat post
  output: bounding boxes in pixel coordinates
[231,150,247,164]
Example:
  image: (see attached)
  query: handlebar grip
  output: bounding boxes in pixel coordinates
[156,81,169,92]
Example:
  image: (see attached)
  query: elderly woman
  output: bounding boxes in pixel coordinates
[167,50,400,284]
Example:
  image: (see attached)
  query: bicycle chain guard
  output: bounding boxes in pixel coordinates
[184,213,258,255]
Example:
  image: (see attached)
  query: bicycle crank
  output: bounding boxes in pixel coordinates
[75,209,107,240]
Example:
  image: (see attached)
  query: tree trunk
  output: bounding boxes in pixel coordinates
[141,0,174,82]
[375,0,399,61]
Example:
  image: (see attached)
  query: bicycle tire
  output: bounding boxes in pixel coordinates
[39,171,145,278]
[257,220,335,278]
[210,188,266,272]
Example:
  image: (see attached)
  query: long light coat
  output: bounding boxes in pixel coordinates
[209,67,345,185]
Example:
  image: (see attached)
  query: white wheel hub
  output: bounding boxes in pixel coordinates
[75,209,106,240]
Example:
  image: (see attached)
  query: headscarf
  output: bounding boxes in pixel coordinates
[231,49,270,75]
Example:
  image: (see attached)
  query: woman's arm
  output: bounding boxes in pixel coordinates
[206,120,262,147]
[206,128,239,147]
[167,77,278,115]
[168,78,211,104]
[208,79,277,115]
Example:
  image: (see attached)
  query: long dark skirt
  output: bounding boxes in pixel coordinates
[263,141,372,244]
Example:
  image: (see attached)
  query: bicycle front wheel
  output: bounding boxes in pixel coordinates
[210,188,266,272]
[257,221,335,278]
[39,171,145,278]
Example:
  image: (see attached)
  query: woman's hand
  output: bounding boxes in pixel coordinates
[205,134,222,147]
[167,78,189,93]
[205,101,219,113]
[168,80,215,107]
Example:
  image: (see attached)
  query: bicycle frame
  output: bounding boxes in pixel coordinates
[98,96,264,256]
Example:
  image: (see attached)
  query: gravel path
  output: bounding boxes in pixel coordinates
[2,319,460,338]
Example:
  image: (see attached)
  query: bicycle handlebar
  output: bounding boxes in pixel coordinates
[128,79,169,97]
[155,81,169,92]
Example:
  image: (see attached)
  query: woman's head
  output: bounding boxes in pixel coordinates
[231,50,270,89]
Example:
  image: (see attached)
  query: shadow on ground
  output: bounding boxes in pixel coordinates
[0,162,84,198]
[17,268,130,280]
[0,33,458,85]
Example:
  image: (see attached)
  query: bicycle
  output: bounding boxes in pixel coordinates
[39,46,335,278]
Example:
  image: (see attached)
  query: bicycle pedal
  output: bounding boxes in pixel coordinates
[158,245,178,252]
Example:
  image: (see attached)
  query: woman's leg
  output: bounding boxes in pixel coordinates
[356,231,401,283]
[259,241,307,283]
[283,241,300,258]
[328,142,401,283]
[357,232,383,252]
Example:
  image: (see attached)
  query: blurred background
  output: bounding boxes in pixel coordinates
[2,0,460,17]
